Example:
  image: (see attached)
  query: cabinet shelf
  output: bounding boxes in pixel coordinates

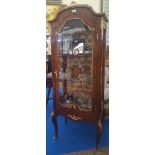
[58,53,92,57]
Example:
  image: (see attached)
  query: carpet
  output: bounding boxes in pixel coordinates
[63,147,109,155]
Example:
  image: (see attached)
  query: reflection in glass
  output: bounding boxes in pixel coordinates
[57,19,93,110]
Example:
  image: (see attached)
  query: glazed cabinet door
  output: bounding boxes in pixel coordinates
[55,19,94,112]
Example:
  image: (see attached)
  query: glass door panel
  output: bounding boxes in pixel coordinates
[57,19,93,110]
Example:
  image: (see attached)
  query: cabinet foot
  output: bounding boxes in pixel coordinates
[51,112,58,139]
[96,120,103,149]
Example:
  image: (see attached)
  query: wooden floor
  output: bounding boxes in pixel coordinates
[63,147,109,155]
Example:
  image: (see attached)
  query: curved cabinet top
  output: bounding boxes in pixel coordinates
[48,5,108,31]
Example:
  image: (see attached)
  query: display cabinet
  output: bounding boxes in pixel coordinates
[49,5,107,148]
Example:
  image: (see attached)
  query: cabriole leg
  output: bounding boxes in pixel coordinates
[51,112,58,139]
[96,120,103,149]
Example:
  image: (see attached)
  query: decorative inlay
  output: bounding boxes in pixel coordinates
[68,114,82,121]
[60,103,92,112]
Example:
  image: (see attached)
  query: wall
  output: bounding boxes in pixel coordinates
[103,0,109,45]
[62,0,100,13]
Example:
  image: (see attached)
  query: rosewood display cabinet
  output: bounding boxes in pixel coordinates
[49,5,107,148]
